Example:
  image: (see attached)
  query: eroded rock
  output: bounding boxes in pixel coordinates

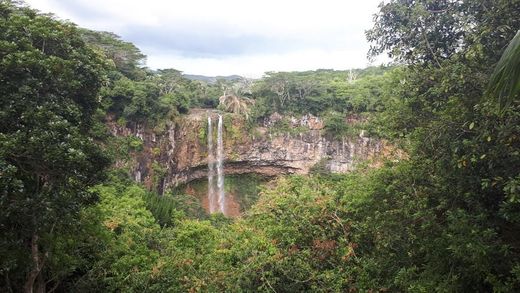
[107,111,401,193]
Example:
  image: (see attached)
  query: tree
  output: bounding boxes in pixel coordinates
[364,0,520,290]
[218,94,254,117]
[0,2,110,291]
[154,69,193,115]
[367,0,520,67]
[154,69,184,96]
[81,29,147,80]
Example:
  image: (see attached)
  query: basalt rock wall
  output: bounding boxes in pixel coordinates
[108,110,400,193]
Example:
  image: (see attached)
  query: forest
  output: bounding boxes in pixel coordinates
[1,0,519,292]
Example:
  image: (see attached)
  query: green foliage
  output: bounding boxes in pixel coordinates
[100,66,204,126]
[198,119,207,145]
[251,67,392,119]
[73,180,160,291]
[128,136,144,151]
[487,30,520,111]
[362,0,520,290]
[143,192,203,227]
[81,29,146,80]
[147,220,279,292]
[268,116,309,136]
[244,175,365,291]
[366,0,519,67]
[0,2,111,290]
[192,80,221,108]
[84,35,210,127]
[116,116,127,127]
[223,114,242,142]
[151,147,161,156]
[151,161,166,187]
[323,111,349,138]
[309,158,330,175]
[104,134,146,165]
[76,161,520,291]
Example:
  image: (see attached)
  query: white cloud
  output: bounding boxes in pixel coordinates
[145,48,377,78]
[25,0,385,76]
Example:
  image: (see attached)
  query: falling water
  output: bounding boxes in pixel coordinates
[216,114,226,214]
[207,116,217,213]
[207,114,226,215]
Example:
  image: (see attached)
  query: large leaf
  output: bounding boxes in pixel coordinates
[488,30,520,110]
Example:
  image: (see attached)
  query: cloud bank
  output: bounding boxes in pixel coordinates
[25,0,384,77]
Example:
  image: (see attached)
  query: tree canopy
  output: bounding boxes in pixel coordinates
[0,1,111,291]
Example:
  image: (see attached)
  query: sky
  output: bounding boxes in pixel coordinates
[25,0,386,77]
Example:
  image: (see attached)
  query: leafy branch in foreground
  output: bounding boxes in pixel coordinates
[487,30,520,111]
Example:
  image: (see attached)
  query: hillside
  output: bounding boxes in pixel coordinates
[183,74,243,84]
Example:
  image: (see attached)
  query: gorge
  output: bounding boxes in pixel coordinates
[108,110,401,215]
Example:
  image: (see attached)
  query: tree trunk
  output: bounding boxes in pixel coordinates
[35,271,45,293]
[24,233,43,293]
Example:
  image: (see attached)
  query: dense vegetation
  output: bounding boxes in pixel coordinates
[1,0,519,292]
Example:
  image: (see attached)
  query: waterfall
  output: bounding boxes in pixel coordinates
[207,114,226,215]
[207,116,217,213]
[216,114,226,214]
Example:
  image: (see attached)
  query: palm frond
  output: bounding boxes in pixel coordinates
[487,30,520,111]
[218,95,254,118]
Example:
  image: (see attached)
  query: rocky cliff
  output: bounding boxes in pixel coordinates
[108,110,400,193]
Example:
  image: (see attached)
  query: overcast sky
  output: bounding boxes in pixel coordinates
[25,0,385,77]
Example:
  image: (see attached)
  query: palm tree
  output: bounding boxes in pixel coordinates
[218,95,254,118]
[488,30,520,111]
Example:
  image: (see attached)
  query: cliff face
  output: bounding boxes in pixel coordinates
[108,110,399,193]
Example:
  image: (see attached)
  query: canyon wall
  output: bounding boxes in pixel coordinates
[108,110,400,193]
